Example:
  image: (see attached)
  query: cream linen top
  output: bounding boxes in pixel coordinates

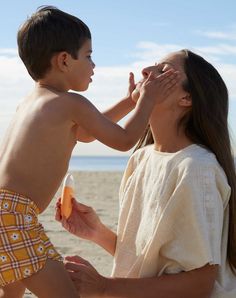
[111,144,236,298]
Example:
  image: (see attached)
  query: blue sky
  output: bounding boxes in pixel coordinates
[0,0,236,155]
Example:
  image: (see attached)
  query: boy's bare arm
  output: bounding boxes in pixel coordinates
[70,93,151,151]
[71,70,178,151]
[76,96,135,143]
[77,73,136,143]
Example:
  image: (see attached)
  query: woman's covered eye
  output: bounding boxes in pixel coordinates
[161,65,170,73]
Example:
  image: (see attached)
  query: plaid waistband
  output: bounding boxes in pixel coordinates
[0,189,40,216]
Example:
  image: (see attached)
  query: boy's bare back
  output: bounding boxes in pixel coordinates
[0,88,79,212]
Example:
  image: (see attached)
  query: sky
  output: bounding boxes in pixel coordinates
[0,0,236,156]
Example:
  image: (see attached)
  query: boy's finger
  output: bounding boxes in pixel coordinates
[144,71,154,83]
[161,74,179,90]
[156,69,176,82]
[129,72,135,85]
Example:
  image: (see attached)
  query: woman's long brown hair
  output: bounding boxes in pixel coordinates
[134,50,236,274]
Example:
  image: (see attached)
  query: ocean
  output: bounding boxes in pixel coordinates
[69,155,236,172]
[69,155,129,171]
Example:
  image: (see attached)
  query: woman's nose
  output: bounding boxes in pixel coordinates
[141,67,151,78]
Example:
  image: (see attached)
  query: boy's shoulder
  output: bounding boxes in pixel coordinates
[35,90,89,109]
[18,89,90,117]
[54,90,85,101]
[58,91,90,105]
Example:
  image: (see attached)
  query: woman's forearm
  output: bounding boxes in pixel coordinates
[103,264,217,298]
[93,224,117,256]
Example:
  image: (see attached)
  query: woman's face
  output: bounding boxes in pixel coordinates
[132,51,188,103]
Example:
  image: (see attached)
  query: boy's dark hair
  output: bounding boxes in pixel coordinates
[17,6,91,80]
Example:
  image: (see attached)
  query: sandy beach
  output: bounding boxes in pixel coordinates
[24,171,123,298]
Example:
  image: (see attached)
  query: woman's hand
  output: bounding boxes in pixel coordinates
[55,198,104,242]
[65,255,107,298]
[56,198,117,254]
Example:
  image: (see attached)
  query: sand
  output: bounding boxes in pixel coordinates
[24,171,123,298]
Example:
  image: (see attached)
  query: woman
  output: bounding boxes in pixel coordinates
[56,49,236,297]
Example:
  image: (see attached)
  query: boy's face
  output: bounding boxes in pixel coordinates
[68,39,95,91]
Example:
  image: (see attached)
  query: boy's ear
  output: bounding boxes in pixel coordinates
[56,52,71,72]
[178,94,192,107]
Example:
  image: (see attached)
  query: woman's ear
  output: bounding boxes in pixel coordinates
[179,94,192,107]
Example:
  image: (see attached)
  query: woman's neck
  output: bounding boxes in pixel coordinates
[150,119,193,153]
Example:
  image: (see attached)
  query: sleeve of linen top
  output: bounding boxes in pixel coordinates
[119,153,136,207]
[119,147,148,201]
[159,158,231,273]
[118,146,148,207]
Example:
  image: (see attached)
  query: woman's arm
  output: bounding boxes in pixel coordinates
[55,199,117,255]
[65,258,218,298]
[103,264,218,298]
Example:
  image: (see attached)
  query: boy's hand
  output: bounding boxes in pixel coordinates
[140,69,179,105]
[55,198,104,241]
[126,72,137,103]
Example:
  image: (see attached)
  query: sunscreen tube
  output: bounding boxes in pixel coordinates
[61,173,74,219]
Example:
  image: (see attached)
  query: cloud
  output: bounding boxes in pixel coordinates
[133,42,184,64]
[0,53,33,140]
[0,48,18,56]
[197,44,236,56]
[197,29,236,41]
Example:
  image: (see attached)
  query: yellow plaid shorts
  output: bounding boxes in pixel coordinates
[0,189,62,287]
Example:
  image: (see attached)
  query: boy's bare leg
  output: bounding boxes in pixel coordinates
[22,259,78,298]
[0,281,26,298]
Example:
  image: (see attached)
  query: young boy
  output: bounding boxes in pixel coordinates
[0,6,178,298]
